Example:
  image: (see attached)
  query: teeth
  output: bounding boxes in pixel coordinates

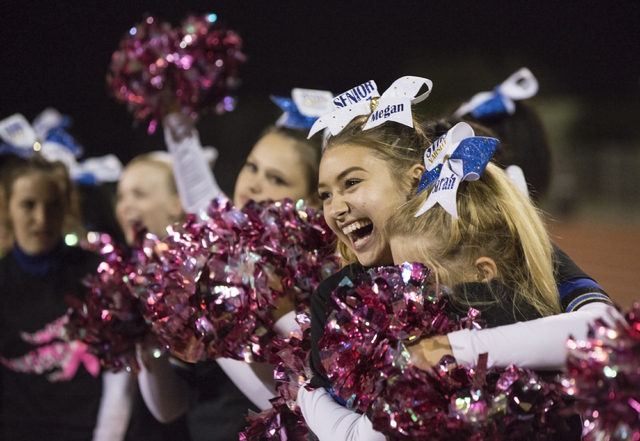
[341,219,372,235]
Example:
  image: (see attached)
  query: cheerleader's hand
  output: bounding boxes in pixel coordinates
[163,112,197,143]
[407,335,456,371]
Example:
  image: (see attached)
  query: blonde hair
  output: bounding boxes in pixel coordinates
[324,114,436,265]
[126,154,179,196]
[386,163,561,318]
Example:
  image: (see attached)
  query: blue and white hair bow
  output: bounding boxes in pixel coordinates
[271,88,334,130]
[415,122,500,218]
[308,76,433,138]
[0,109,122,184]
[453,68,538,119]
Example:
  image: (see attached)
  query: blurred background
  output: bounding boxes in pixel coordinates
[1,0,638,307]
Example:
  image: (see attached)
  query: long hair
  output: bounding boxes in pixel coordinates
[386,162,561,318]
[323,114,437,265]
[0,154,82,238]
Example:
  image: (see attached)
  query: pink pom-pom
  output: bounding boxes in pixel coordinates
[563,303,640,441]
[129,197,339,363]
[66,233,152,372]
[319,263,568,440]
[108,14,245,133]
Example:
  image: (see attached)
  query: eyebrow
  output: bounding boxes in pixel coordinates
[318,166,366,189]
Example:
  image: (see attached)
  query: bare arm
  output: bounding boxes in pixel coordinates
[136,349,190,423]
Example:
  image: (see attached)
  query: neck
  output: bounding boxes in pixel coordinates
[12,241,65,276]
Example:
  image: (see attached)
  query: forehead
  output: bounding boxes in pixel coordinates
[120,162,171,188]
[11,172,64,200]
[319,144,387,181]
[250,134,307,173]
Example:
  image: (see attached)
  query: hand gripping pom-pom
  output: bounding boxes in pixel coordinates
[317,263,569,440]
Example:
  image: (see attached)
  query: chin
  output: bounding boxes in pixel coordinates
[355,250,393,267]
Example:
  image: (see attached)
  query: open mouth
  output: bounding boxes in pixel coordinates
[342,219,374,249]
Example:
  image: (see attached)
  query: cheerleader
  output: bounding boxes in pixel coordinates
[0,155,133,441]
[132,89,331,441]
[298,76,616,440]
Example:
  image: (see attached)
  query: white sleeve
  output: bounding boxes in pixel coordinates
[273,310,301,338]
[214,313,300,411]
[215,358,277,411]
[448,301,622,370]
[163,114,224,214]
[297,386,386,441]
[136,351,190,423]
[92,370,136,441]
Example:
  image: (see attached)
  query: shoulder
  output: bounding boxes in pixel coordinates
[552,244,611,311]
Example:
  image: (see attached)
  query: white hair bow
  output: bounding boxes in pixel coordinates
[453,68,538,119]
[415,122,500,218]
[0,110,123,184]
[308,76,432,138]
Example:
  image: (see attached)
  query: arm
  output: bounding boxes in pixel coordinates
[446,302,621,370]
[92,370,136,441]
[297,386,386,441]
[137,349,190,423]
[163,113,224,214]
[213,310,301,411]
[215,358,276,411]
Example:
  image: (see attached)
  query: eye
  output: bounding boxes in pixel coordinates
[269,175,287,186]
[345,178,361,189]
[19,200,35,210]
[244,161,258,173]
[132,189,146,199]
[318,191,331,201]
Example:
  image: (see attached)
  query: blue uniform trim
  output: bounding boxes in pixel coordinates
[566,293,613,312]
[558,278,603,299]
[325,387,347,406]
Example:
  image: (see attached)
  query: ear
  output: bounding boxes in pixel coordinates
[409,163,426,184]
[475,257,498,282]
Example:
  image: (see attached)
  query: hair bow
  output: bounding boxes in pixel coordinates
[271,88,334,130]
[0,110,123,184]
[453,68,538,119]
[308,76,433,138]
[0,109,83,161]
[415,122,499,218]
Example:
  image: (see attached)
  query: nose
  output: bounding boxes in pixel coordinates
[328,193,350,221]
[247,174,263,194]
[33,204,47,228]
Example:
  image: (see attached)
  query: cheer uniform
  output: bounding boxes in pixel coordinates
[0,243,103,441]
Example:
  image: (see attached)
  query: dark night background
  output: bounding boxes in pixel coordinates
[0,0,639,304]
[1,0,639,195]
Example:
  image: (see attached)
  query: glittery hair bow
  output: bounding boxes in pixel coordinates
[0,109,122,184]
[415,122,499,218]
[307,76,432,138]
[453,68,538,119]
[271,88,334,130]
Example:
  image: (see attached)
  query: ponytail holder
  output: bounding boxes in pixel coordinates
[308,76,432,138]
[453,68,538,119]
[415,122,499,218]
[271,88,334,130]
